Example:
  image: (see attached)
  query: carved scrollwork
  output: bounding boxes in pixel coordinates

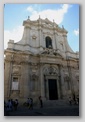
[64,76,69,81]
[75,73,79,81]
[13,65,20,74]
[64,72,69,81]
[32,35,37,39]
[31,74,38,81]
[41,48,63,58]
[43,66,59,76]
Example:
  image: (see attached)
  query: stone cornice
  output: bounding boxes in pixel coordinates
[6,42,45,49]
[23,18,68,34]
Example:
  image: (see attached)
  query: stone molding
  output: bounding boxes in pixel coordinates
[43,65,59,76]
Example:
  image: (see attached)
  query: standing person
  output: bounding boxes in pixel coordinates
[7,99,12,111]
[10,99,14,111]
[39,96,43,108]
[27,98,29,108]
[76,95,79,105]
[4,100,7,115]
[4,100,7,111]
[72,93,76,104]
[77,96,79,104]
[27,98,31,109]
[4,100,10,116]
[30,98,33,109]
[14,99,18,111]
[28,98,32,109]
[68,97,72,105]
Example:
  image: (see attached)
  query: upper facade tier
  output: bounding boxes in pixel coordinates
[7,17,79,59]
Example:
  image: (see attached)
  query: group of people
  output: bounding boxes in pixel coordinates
[68,94,79,105]
[5,96,43,114]
[26,98,33,109]
[24,96,43,109]
[4,99,19,113]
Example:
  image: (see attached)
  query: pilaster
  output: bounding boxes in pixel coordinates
[40,65,45,99]
[59,65,67,99]
[20,62,30,98]
[4,60,12,99]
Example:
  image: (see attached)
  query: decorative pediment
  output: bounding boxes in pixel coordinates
[41,19,53,28]
[45,18,53,24]
[43,66,59,76]
[41,48,63,58]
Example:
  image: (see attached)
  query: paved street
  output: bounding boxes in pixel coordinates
[4,105,79,116]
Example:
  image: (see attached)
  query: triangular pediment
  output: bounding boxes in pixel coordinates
[42,18,55,27]
[45,18,53,24]
[41,19,53,28]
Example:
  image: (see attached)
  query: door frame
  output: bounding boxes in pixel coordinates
[44,75,60,100]
[48,79,58,100]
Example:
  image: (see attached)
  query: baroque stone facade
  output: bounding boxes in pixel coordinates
[4,17,79,103]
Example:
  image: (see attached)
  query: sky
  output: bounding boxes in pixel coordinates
[4,4,79,52]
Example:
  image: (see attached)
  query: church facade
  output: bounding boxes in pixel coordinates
[4,17,79,103]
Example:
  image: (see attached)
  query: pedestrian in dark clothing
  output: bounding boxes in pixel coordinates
[72,93,76,104]
[76,96,79,105]
[14,99,18,111]
[30,98,33,109]
[10,99,14,111]
[69,97,72,105]
[39,96,43,108]
[27,98,30,108]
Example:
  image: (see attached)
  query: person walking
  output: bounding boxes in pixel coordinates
[68,97,72,105]
[30,98,33,109]
[27,98,31,109]
[39,96,43,108]
[14,99,18,111]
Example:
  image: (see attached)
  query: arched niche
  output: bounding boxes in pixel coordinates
[45,36,52,48]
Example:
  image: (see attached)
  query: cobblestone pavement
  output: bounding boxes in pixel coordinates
[4,105,79,116]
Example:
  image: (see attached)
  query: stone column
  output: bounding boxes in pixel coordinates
[55,34,60,50]
[20,62,30,98]
[69,67,75,94]
[59,65,66,99]
[45,76,49,100]
[40,65,45,99]
[53,28,57,49]
[38,18,43,51]
[53,21,58,50]
[39,27,42,47]
[4,60,12,99]
[19,63,25,98]
[57,76,61,99]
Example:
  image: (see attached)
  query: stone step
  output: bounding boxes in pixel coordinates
[42,100,69,107]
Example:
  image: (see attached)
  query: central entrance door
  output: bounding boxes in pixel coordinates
[48,79,58,100]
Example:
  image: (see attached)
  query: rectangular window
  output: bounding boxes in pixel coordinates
[12,77,19,90]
